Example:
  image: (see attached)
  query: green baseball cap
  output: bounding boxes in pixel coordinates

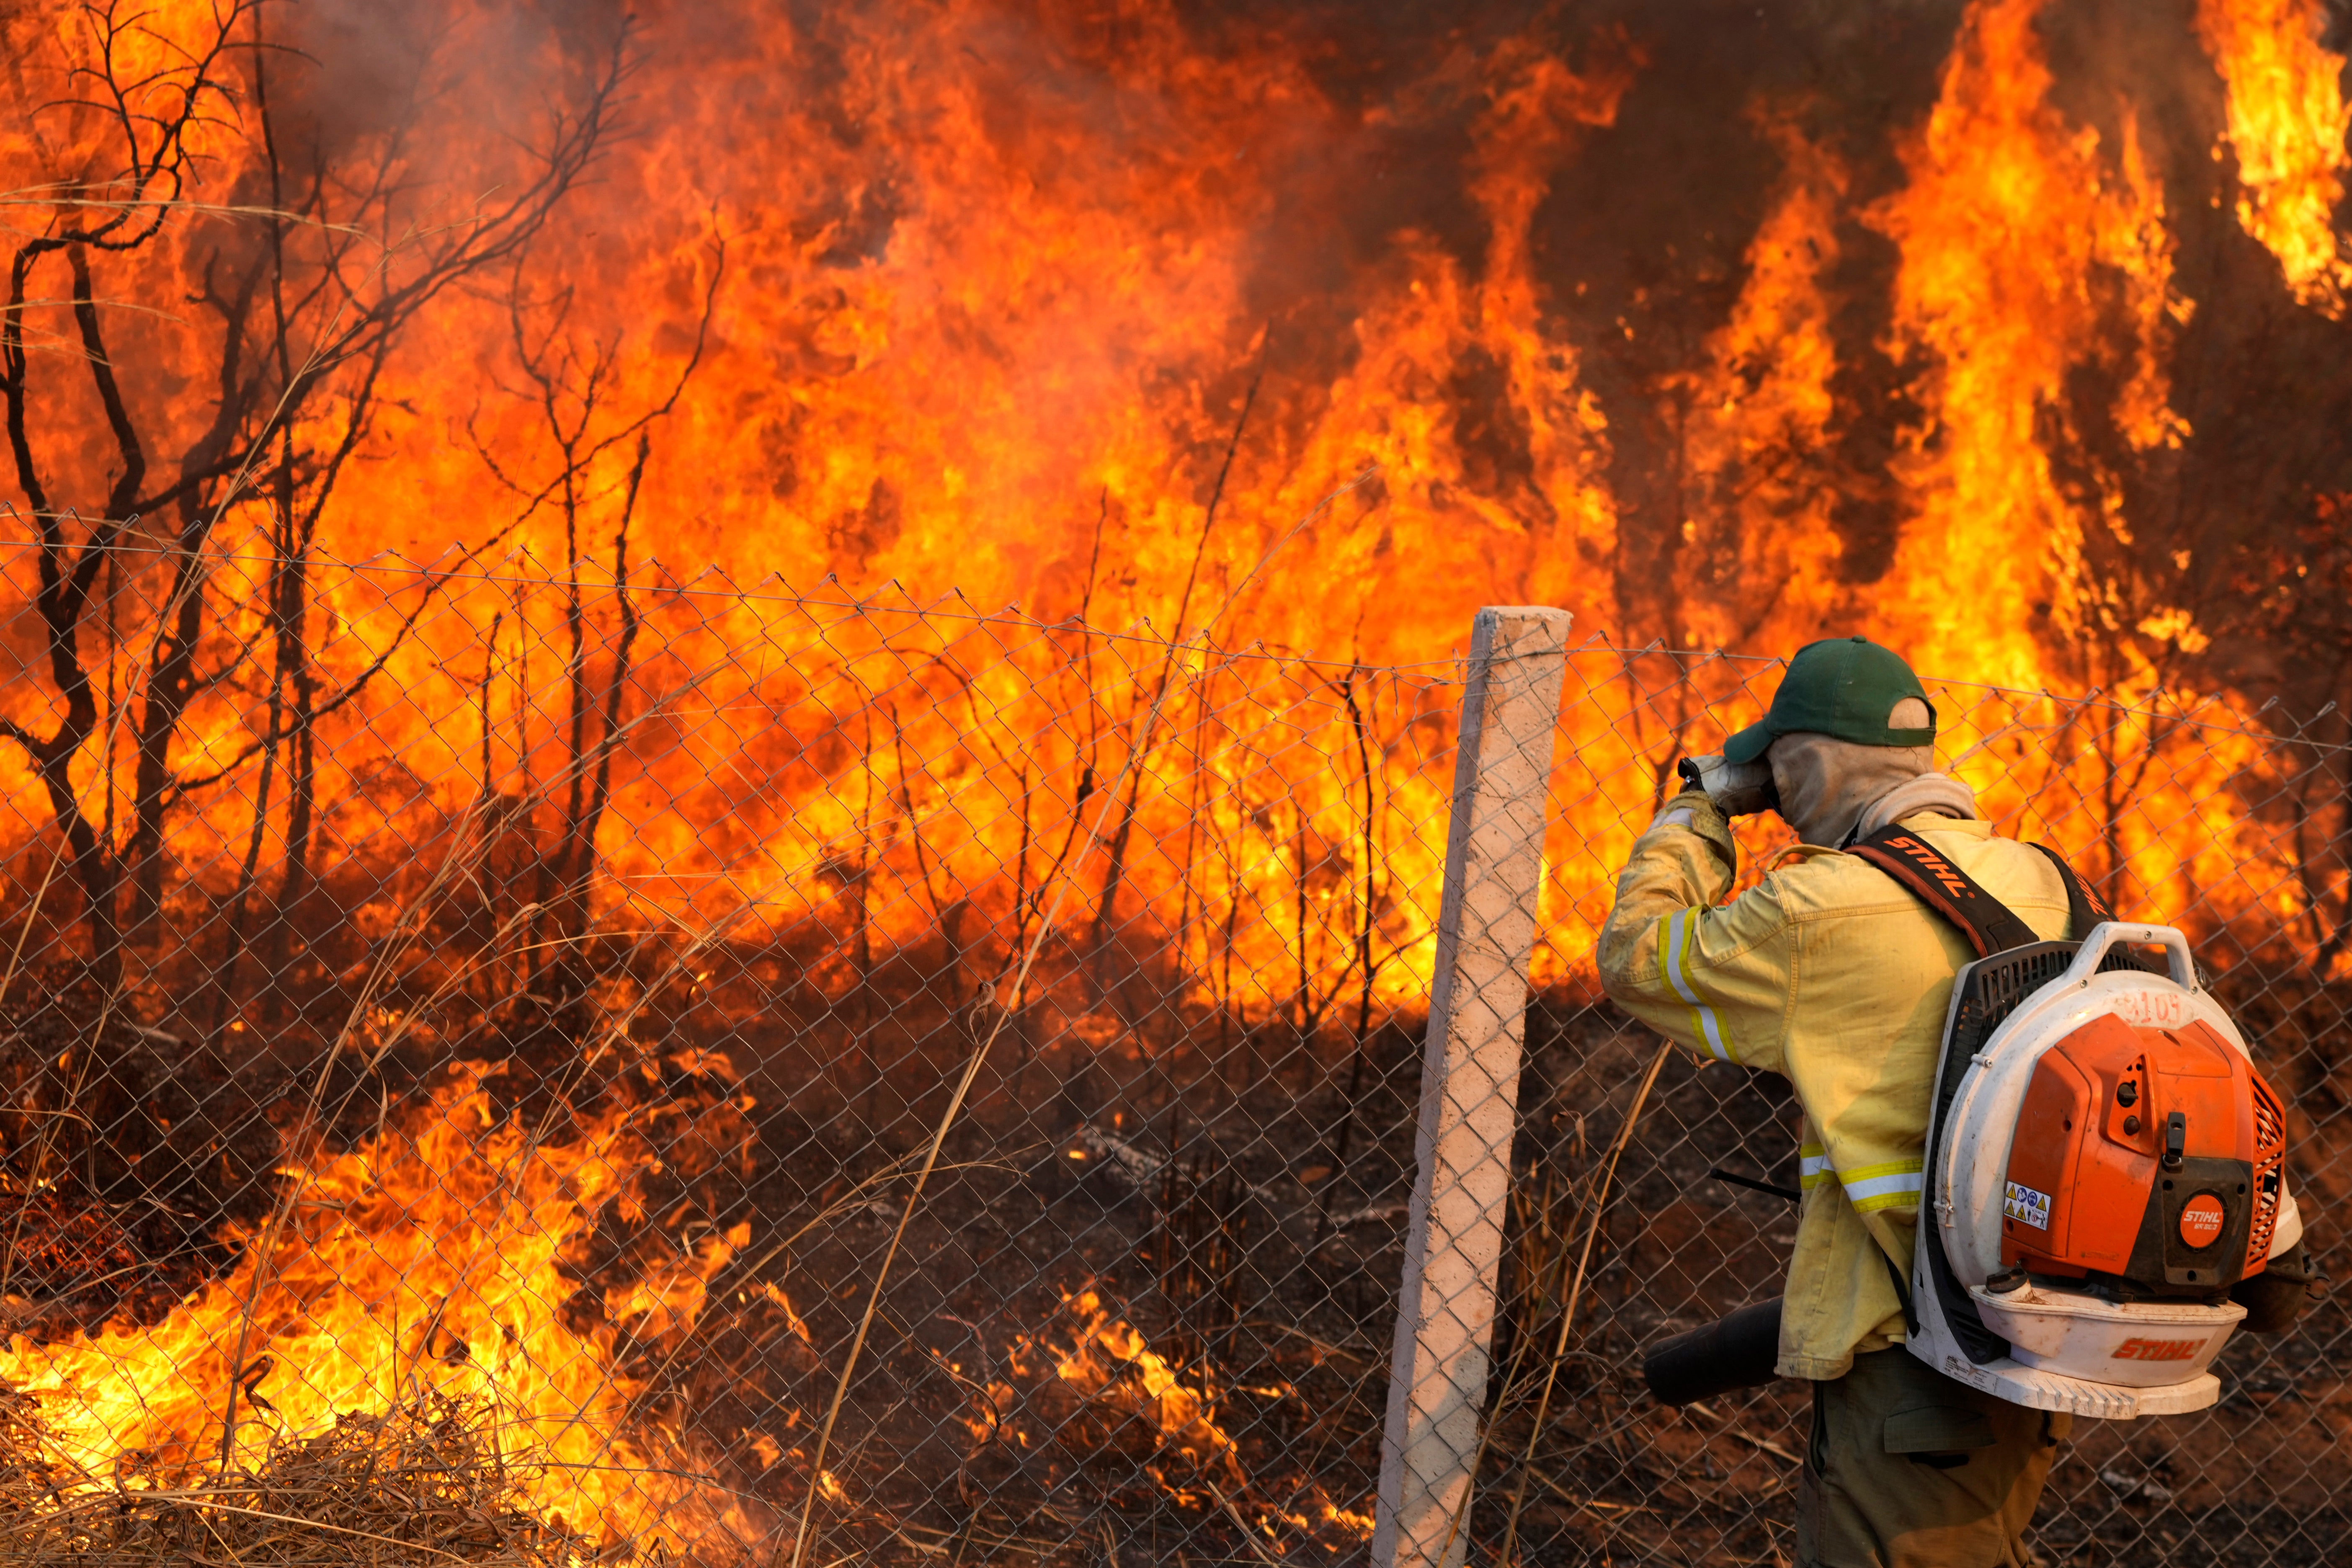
[1723,635,1936,764]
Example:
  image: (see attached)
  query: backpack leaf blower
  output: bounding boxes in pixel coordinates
[1849,828,2299,1419]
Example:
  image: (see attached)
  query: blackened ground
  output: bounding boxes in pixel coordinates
[653,1011,1431,1565]
[0,965,291,1337]
[7,954,2347,1566]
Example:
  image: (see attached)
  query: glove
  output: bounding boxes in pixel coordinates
[1676,753,1777,818]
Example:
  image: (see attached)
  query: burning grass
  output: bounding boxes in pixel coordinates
[0,1047,777,1564]
[0,1386,593,1566]
[0,971,288,1341]
[0,910,1424,1567]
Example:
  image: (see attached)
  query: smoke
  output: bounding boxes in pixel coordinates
[266,0,631,193]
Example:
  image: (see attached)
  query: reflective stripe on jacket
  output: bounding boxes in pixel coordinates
[1596,795,2073,1380]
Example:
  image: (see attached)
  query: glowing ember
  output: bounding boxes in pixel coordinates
[1054,1288,1240,1487]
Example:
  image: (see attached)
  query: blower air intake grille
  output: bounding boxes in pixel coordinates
[1947,940,2157,1063]
[2245,1072,2288,1273]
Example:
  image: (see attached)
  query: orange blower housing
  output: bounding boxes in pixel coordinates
[2001,1014,2287,1298]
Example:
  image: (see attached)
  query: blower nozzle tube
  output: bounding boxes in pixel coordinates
[1641,1298,1784,1406]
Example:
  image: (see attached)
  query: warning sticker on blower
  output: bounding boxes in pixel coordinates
[2004,1180,2052,1230]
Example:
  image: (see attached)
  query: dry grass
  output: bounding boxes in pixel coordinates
[0,1389,597,1566]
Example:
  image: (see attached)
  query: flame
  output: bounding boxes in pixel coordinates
[0,0,1651,662]
[0,1,2329,1133]
[0,0,2348,1548]
[0,1063,766,1559]
[0,0,2338,673]
[2198,0,2352,313]
[1038,1290,1371,1550]
[1053,1288,1239,1487]
[1671,108,1849,649]
[1867,0,2189,684]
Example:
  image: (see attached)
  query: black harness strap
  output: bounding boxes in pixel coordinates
[1846,825,2043,957]
[1847,823,2110,955]
[1839,822,2110,1343]
[2031,843,2112,940]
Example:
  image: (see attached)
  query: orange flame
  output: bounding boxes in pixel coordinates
[0,0,2347,1550]
[1053,1288,1239,1487]
[0,1063,766,1558]
[1040,1290,1372,1551]
[1867,0,2190,685]
[1671,108,1849,650]
[2198,0,2352,314]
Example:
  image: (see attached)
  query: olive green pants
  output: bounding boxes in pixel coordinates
[1796,1347,2069,1568]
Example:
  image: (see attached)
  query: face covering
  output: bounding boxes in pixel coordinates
[1767,699,1979,847]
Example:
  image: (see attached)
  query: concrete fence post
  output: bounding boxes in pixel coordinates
[1372,605,1573,1568]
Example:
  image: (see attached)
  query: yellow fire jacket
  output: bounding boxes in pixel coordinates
[1596,794,2076,1380]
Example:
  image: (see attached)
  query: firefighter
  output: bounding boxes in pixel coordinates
[1594,635,2316,1568]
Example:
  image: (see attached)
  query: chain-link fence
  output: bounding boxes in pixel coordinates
[0,538,2339,1565]
[0,535,1465,1565]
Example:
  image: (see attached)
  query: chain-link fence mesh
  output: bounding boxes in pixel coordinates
[0,537,1464,1564]
[0,542,2340,1565]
